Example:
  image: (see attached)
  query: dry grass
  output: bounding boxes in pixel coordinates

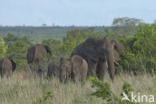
[0,72,156,104]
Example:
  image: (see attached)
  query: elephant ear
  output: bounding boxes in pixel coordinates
[44,45,51,54]
[10,59,16,72]
[111,40,125,54]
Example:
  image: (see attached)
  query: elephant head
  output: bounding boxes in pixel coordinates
[100,37,116,81]
[111,39,126,62]
[97,37,128,81]
[59,58,72,83]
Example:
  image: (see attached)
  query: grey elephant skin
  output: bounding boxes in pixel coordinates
[59,55,88,83]
[27,44,51,73]
[71,37,126,81]
[0,58,16,78]
[47,63,59,78]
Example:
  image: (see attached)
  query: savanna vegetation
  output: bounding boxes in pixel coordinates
[0,17,156,104]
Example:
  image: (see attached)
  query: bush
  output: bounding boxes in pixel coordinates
[4,33,32,70]
[33,91,53,104]
[118,23,156,74]
[0,37,8,58]
[89,77,137,104]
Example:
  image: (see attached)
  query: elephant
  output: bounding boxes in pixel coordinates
[59,55,88,83]
[0,58,16,78]
[59,58,72,83]
[47,63,59,78]
[27,44,51,73]
[71,37,127,81]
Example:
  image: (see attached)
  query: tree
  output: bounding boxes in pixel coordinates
[4,33,32,70]
[4,33,32,46]
[119,23,156,74]
[0,37,7,58]
[112,17,143,36]
[112,17,142,26]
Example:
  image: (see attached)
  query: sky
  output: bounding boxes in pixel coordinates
[0,0,156,26]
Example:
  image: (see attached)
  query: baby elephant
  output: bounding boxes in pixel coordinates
[47,63,59,79]
[59,55,88,83]
[0,58,16,78]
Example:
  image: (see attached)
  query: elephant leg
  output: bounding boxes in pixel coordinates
[6,70,12,78]
[96,61,107,81]
[0,69,2,78]
[74,74,80,83]
[87,60,97,77]
[72,67,81,83]
[81,70,87,84]
[106,50,115,81]
[0,70,3,78]
[29,64,39,77]
[1,69,11,78]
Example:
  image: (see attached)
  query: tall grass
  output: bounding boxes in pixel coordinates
[0,72,156,104]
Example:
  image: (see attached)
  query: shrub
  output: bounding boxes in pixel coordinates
[89,77,137,104]
[0,37,8,58]
[3,33,32,70]
[119,23,156,74]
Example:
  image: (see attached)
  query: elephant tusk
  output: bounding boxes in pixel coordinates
[114,61,119,65]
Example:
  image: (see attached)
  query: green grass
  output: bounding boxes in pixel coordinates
[0,72,156,104]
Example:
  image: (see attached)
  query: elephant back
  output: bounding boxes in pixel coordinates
[71,55,83,66]
[71,38,99,62]
[34,44,48,60]
[27,44,50,65]
[71,55,88,71]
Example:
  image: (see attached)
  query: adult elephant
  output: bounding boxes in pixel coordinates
[71,37,127,81]
[0,58,16,77]
[27,44,51,73]
[59,55,88,83]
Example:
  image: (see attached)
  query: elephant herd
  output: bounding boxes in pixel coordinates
[0,37,136,83]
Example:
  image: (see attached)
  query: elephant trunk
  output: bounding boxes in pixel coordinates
[106,49,115,81]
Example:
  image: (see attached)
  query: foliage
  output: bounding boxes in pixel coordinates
[112,17,143,36]
[0,37,7,58]
[118,23,156,74]
[3,33,32,70]
[112,17,142,26]
[89,77,112,100]
[122,82,133,97]
[33,91,53,104]
[89,77,137,104]
[42,39,62,63]
[4,33,32,46]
